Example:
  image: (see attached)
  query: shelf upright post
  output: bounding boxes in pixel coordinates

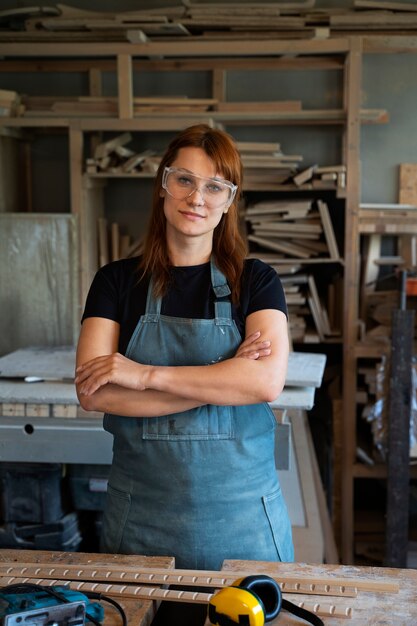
[117,53,133,119]
[341,36,363,564]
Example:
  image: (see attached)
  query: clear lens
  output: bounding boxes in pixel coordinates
[162,167,236,209]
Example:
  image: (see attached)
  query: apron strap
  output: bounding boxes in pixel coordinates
[210,259,233,326]
[143,277,161,319]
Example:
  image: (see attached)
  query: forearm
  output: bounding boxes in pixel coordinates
[79,384,204,417]
[145,356,286,406]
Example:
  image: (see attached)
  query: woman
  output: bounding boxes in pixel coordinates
[75,124,294,571]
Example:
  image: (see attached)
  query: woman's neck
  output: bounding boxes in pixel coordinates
[167,236,212,267]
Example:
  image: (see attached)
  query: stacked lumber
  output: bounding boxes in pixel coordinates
[23,95,217,118]
[237,140,302,185]
[281,271,342,343]
[246,254,342,343]
[87,132,161,175]
[3,2,417,42]
[245,198,340,261]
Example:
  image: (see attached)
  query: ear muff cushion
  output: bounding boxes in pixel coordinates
[236,575,282,621]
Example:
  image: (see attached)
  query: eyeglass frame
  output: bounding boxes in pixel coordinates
[161,166,238,209]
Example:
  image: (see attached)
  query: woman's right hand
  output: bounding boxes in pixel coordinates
[234,331,271,360]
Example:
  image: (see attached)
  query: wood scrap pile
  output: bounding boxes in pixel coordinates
[86,132,161,175]
[292,164,346,192]
[237,140,302,185]
[279,270,342,343]
[245,198,340,261]
[3,1,417,42]
[244,196,342,342]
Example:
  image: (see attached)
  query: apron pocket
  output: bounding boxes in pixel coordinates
[101,484,131,553]
[142,405,234,440]
[262,487,294,563]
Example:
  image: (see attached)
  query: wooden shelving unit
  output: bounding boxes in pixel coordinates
[2,34,412,565]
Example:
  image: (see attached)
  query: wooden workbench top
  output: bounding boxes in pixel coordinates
[3,550,412,625]
[217,559,417,625]
[0,549,175,626]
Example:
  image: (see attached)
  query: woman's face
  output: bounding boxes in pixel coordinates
[160,146,230,248]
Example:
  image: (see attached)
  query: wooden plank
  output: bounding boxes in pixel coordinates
[217,100,302,112]
[355,0,417,10]
[398,163,417,266]
[293,164,317,186]
[0,346,76,380]
[270,386,316,410]
[341,36,363,565]
[0,573,353,619]
[248,234,313,258]
[0,381,78,405]
[0,560,397,595]
[331,11,417,28]
[117,54,133,119]
[212,68,226,102]
[0,39,352,59]
[318,199,341,259]
[306,411,340,564]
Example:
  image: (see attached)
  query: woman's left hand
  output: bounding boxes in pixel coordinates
[75,352,148,396]
[234,331,271,360]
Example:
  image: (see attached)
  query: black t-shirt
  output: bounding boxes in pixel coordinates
[82,256,287,355]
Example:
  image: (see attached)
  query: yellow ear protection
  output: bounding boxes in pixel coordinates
[208,574,325,626]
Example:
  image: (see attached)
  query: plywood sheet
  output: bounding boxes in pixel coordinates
[0,214,78,356]
[286,351,327,387]
[0,347,326,390]
[0,380,77,404]
[0,345,75,379]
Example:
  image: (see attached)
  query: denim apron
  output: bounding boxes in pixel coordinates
[101,260,294,570]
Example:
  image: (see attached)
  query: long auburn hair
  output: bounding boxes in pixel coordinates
[139,124,247,304]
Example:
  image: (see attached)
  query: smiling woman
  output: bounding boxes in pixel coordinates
[75,124,293,579]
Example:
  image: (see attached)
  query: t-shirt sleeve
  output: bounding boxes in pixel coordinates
[81,265,120,323]
[244,259,288,319]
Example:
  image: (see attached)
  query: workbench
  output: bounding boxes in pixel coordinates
[0,347,326,465]
[217,559,417,626]
[0,549,174,626]
[0,550,416,626]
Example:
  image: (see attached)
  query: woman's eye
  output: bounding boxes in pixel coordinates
[206,183,223,194]
[177,176,193,186]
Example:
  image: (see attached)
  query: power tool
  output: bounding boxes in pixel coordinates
[0,585,104,626]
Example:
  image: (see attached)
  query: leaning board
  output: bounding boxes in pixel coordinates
[0,214,79,356]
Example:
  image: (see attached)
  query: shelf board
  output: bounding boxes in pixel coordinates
[242,182,339,192]
[0,117,70,127]
[263,257,344,265]
[0,109,387,130]
[0,38,352,59]
[353,463,417,479]
[88,172,154,179]
[354,343,390,358]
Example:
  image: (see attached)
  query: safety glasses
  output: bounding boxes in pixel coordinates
[162,166,237,209]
